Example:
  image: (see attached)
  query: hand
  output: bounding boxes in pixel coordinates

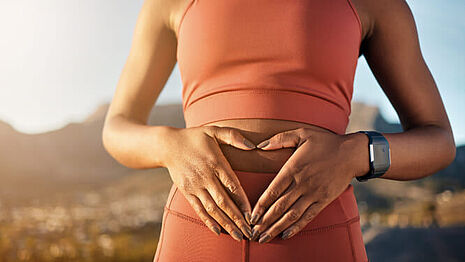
[249,127,362,243]
[163,126,256,241]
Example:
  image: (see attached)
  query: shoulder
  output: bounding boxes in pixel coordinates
[137,0,184,35]
[358,0,416,39]
[143,0,193,39]
[351,0,418,55]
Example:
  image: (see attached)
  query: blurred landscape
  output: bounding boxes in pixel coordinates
[0,102,464,262]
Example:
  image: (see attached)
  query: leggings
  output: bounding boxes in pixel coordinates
[154,170,368,262]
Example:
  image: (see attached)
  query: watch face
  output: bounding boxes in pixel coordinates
[373,143,390,172]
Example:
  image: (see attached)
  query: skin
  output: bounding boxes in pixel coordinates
[102,0,456,244]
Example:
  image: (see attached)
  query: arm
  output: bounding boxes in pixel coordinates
[350,0,456,181]
[102,0,178,169]
[247,0,456,242]
[102,0,255,240]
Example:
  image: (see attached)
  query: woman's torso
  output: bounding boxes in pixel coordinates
[169,0,371,173]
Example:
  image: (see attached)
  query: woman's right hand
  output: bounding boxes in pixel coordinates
[162,125,256,241]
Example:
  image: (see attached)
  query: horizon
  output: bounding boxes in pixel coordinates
[0,0,464,146]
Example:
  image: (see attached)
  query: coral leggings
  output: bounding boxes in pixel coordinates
[154,170,368,262]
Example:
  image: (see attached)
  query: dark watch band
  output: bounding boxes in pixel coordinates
[355,131,391,182]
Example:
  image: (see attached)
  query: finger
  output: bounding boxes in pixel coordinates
[280,201,325,241]
[206,177,252,239]
[214,161,252,224]
[197,189,244,242]
[209,126,256,150]
[256,196,311,243]
[184,194,221,236]
[250,184,300,240]
[250,169,295,225]
[256,128,306,150]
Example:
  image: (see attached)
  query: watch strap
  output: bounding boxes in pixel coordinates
[355,131,391,182]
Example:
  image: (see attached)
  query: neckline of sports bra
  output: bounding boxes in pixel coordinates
[176,0,363,46]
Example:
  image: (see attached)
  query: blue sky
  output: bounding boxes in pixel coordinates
[0,0,463,145]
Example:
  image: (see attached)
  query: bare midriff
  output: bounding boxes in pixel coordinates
[203,119,337,174]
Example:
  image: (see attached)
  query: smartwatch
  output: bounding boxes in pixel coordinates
[355,131,391,182]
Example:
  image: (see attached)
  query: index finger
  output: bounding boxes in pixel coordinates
[250,166,296,225]
[215,159,252,224]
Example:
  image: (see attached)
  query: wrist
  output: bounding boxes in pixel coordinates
[149,125,180,168]
[342,132,370,179]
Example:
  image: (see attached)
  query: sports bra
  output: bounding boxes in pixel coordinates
[176,0,362,135]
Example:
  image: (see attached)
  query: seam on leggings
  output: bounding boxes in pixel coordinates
[165,207,208,227]
[165,206,360,235]
[346,223,357,262]
[295,215,360,236]
[242,239,249,262]
[166,186,178,210]
[154,210,169,262]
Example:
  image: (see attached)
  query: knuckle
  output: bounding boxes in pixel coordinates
[287,210,300,221]
[206,157,221,169]
[223,222,235,232]
[205,203,216,214]
[318,187,330,199]
[178,178,192,190]
[226,182,239,194]
[290,163,305,175]
[274,201,287,213]
[215,195,227,209]
[230,214,242,225]
[304,212,315,222]
[268,189,280,199]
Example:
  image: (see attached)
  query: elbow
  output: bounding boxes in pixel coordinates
[101,121,115,160]
[443,142,456,169]
[439,129,457,171]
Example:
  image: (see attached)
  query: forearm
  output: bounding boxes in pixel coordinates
[347,125,456,181]
[102,114,175,169]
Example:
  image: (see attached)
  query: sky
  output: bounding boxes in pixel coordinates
[0,0,464,145]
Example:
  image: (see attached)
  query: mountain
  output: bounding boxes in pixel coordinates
[0,101,462,202]
[0,103,185,202]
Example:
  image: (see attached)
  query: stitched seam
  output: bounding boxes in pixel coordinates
[245,240,249,262]
[242,239,247,262]
[345,0,363,46]
[296,215,360,236]
[166,186,178,210]
[166,206,360,235]
[165,207,208,227]
[346,223,357,262]
[176,0,195,40]
[186,87,348,114]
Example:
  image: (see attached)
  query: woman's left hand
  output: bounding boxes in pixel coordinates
[249,127,365,243]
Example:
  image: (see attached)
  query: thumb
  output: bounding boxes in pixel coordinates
[256,128,305,150]
[210,126,256,150]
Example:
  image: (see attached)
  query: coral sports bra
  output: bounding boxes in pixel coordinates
[176,0,362,135]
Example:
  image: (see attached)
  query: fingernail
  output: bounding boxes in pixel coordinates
[250,214,260,225]
[256,140,269,149]
[243,139,256,149]
[251,228,260,241]
[241,225,252,239]
[232,231,243,241]
[258,234,271,244]
[212,226,221,236]
[244,212,252,225]
[244,227,253,239]
[281,229,291,240]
